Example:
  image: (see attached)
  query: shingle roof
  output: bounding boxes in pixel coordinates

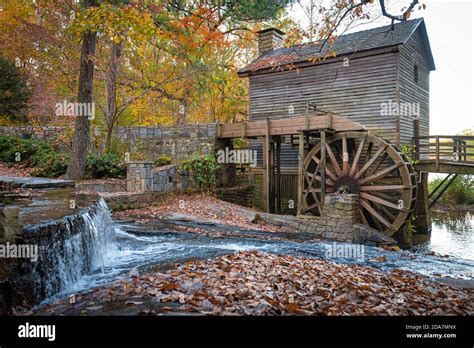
[239,18,435,76]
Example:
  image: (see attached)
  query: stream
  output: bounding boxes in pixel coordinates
[2,184,473,306]
[41,200,474,304]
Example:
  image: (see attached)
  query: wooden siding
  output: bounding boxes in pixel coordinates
[249,51,399,168]
[397,28,431,146]
[249,51,399,138]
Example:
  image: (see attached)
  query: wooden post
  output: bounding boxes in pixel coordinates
[435,136,440,170]
[264,118,273,213]
[305,101,309,130]
[215,138,235,187]
[414,171,431,241]
[463,140,467,161]
[297,131,305,216]
[320,130,326,213]
[241,120,246,138]
[276,137,281,214]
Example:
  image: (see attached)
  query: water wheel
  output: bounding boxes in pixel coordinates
[302,131,417,236]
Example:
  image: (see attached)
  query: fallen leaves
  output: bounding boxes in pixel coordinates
[112,193,281,233]
[31,251,474,316]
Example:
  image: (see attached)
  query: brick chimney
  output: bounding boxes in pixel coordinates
[257,28,285,56]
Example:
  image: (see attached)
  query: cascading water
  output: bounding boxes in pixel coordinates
[13,194,472,308]
[29,198,118,302]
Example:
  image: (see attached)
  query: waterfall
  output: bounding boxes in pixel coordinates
[27,198,118,303]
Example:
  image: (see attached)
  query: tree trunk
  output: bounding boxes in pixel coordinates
[105,42,122,152]
[66,29,97,179]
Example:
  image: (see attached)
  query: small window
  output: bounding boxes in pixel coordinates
[414,64,419,84]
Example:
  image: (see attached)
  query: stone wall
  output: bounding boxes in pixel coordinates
[258,194,397,247]
[117,124,217,161]
[0,126,66,141]
[103,191,173,211]
[126,162,193,193]
[75,180,127,193]
[0,123,218,161]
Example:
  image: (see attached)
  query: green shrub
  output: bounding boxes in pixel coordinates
[429,175,474,205]
[31,152,69,178]
[400,143,417,165]
[86,153,126,179]
[154,154,172,167]
[0,135,51,165]
[0,135,68,178]
[179,153,219,189]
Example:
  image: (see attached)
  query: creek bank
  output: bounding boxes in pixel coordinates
[431,203,474,213]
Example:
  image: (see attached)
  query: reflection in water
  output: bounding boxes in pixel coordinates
[426,211,474,261]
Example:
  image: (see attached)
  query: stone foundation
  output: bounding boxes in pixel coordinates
[216,185,255,208]
[259,193,397,247]
[126,162,193,193]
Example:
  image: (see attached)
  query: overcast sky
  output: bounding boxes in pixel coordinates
[291,0,473,135]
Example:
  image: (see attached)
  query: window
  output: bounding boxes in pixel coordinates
[414,64,419,84]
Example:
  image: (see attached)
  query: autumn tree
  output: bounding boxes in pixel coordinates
[65,0,99,179]
[0,56,31,123]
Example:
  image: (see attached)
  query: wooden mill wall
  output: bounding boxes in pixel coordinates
[249,50,399,168]
[397,29,431,145]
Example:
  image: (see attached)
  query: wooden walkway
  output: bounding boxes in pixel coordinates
[412,135,474,174]
[217,113,367,138]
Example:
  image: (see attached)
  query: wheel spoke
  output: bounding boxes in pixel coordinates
[325,143,343,177]
[304,201,320,213]
[342,133,349,175]
[359,185,407,191]
[312,155,337,181]
[360,198,393,229]
[304,187,335,194]
[366,152,388,177]
[308,173,335,186]
[378,204,396,221]
[350,133,367,176]
[359,206,368,225]
[358,162,403,186]
[354,144,387,180]
[360,192,404,211]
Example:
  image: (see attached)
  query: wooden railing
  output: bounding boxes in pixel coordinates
[412,135,474,166]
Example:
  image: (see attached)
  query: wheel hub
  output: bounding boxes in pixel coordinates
[334,175,360,194]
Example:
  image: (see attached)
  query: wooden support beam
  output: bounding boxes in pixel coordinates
[241,120,246,138]
[435,136,440,170]
[305,101,309,130]
[297,131,305,216]
[320,131,326,213]
[264,118,273,213]
[276,137,281,214]
[428,174,451,200]
[429,174,459,208]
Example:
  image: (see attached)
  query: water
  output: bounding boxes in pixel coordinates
[38,201,474,304]
[414,211,474,261]
[31,199,118,301]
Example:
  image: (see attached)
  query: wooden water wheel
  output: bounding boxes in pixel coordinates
[302,131,417,236]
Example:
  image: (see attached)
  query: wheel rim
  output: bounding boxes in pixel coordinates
[302,131,417,236]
